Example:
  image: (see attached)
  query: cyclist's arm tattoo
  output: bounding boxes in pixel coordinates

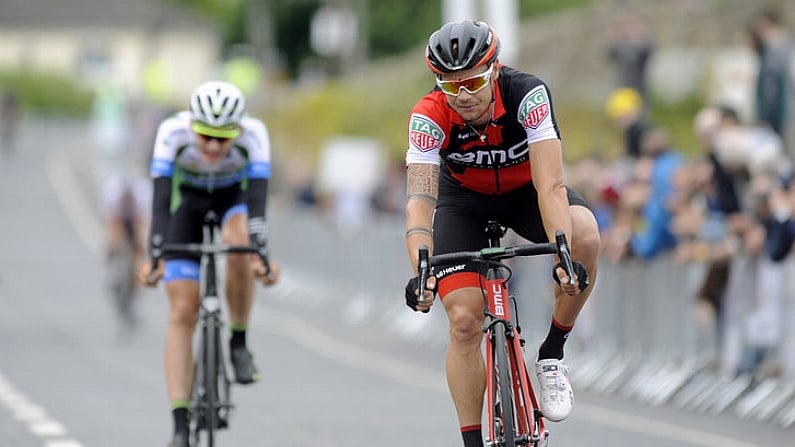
[406,226,433,237]
[406,163,439,206]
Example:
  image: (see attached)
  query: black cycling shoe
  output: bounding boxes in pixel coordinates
[230,346,260,384]
[168,432,190,447]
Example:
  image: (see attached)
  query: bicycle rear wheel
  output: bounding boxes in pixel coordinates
[490,321,516,446]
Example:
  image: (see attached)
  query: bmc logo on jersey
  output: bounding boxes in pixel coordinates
[409,114,444,152]
[519,86,550,129]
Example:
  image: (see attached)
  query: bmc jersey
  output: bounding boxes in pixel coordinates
[406,66,560,195]
[150,111,272,190]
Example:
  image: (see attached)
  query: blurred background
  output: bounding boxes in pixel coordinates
[2,0,795,446]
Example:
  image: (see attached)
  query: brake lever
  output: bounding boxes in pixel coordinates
[256,243,275,282]
[555,230,575,286]
[147,236,163,284]
[418,245,429,302]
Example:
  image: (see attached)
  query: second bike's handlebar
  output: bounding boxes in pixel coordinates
[147,242,274,284]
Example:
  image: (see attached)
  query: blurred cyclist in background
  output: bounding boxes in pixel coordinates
[102,169,151,337]
[403,20,599,447]
[137,80,281,447]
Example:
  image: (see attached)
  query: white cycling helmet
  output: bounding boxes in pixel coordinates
[189,81,246,139]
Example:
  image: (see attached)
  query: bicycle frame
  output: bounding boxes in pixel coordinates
[190,221,233,447]
[481,223,548,447]
[482,261,547,447]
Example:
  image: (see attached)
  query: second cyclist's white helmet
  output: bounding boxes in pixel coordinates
[189,81,246,138]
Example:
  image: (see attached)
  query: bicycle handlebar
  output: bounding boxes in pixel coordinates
[148,242,274,283]
[417,230,574,299]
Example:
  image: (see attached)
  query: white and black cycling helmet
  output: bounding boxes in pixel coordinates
[425,20,501,74]
[189,80,246,139]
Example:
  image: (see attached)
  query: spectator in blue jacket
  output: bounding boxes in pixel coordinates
[631,127,684,259]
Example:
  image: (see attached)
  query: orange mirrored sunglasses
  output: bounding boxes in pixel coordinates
[436,65,493,96]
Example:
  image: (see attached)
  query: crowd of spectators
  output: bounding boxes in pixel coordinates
[567,7,794,381]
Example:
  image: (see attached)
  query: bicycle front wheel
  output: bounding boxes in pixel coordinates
[204,321,219,447]
[191,320,219,447]
[491,322,516,446]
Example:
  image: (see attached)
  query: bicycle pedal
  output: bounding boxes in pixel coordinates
[216,415,228,429]
[194,411,228,430]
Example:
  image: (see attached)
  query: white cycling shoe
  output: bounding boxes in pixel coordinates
[535,358,573,422]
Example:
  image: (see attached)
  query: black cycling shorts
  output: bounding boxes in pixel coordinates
[432,182,590,298]
[164,184,248,262]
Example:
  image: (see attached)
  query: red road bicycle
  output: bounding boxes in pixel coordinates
[418,221,575,447]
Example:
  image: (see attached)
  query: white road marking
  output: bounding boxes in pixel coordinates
[0,371,83,447]
[45,441,85,447]
[0,150,95,446]
[45,149,103,257]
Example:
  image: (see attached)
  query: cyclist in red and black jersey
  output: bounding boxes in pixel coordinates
[404,20,600,447]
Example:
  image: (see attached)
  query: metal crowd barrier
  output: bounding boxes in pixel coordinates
[505,253,795,428]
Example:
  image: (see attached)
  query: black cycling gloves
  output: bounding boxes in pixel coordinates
[405,276,437,313]
[552,261,590,293]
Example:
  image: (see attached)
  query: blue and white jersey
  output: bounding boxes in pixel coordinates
[149,111,272,190]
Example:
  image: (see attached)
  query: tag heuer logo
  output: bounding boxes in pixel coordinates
[409,114,444,152]
[519,87,550,129]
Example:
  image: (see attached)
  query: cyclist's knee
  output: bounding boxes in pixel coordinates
[166,284,199,325]
[448,311,484,347]
[571,208,601,264]
[223,229,248,247]
[169,303,199,327]
[221,212,248,245]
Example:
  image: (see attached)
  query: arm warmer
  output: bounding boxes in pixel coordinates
[246,178,269,244]
[149,176,172,252]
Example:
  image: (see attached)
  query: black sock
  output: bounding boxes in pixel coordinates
[230,326,247,350]
[172,407,189,436]
[461,425,484,447]
[537,317,573,361]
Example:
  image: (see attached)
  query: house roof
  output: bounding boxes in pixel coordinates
[0,0,209,29]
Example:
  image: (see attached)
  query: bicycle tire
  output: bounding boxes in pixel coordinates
[492,322,517,446]
[189,359,202,447]
[205,320,219,446]
[107,244,136,328]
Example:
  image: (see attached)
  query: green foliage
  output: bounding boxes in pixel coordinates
[170,0,593,79]
[554,93,705,164]
[369,0,441,59]
[271,0,322,78]
[264,66,431,159]
[648,94,705,157]
[555,102,621,162]
[167,0,246,49]
[0,70,94,116]
[519,0,592,16]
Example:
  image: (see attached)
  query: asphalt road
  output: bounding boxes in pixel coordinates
[0,120,792,446]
